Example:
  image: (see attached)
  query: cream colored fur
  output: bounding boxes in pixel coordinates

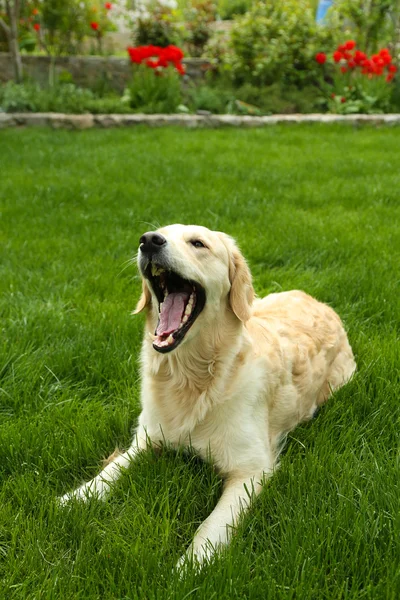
[60,225,356,568]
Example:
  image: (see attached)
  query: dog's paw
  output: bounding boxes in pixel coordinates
[58,479,108,506]
[175,546,210,577]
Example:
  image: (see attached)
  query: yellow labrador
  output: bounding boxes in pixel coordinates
[60,225,356,567]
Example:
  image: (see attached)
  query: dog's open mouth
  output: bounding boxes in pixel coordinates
[145,264,206,353]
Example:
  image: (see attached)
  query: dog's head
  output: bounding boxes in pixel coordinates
[134,225,254,353]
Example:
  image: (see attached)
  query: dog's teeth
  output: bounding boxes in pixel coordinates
[167,334,174,344]
[184,305,192,317]
[182,315,188,324]
[148,332,156,341]
[160,302,163,311]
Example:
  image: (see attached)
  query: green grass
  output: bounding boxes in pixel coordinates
[0,124,399,599]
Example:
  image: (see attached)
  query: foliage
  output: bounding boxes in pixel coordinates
[183,0,216,58]
[187,82,233,113]
[315,41,398,114]
[38,0,116,56]
[0,0,117,56]
[0,80,130,113]
[125,62,183,113]
[133,1,180,48]
[217,0,254,20]
[328,0,400,54]
[229,0,340,87]
[187,80,320,114]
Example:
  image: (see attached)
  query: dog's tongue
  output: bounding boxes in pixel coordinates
[156,292,189,336]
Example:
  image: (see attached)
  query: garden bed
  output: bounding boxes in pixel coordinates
[1,111,400,129]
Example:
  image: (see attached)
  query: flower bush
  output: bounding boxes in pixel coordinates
[315,41,398,114]
[125,45,185,113]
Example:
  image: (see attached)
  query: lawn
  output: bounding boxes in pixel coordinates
[0,124,399,599]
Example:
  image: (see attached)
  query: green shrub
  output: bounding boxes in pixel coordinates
[328,0,400,54]
[125,64,182,113]
[0,81,130,114]
[187,83,233,113]
[134,2,181,48]
[217,0,254,20]
[233,82,320,114]
[0,81,38,112]
[390,75,400,112]
[229,0,338,87]
[184,0,216,57]
[186,80,320,114]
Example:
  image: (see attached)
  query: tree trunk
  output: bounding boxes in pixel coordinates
[0,0,23,83]
[9,14,23,82]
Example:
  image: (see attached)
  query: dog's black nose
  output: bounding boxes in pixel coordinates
[139,232,167,254]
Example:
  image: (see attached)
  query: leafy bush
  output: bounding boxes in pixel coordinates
[126,64,183,113]
[187,81,319,114]
[0,81,129,113]
[233,82,320,114]
[229,0,339,87]
[187,83,233,113]
[184,0,216,57]
[217,0,254,20]
[328,0,400,54]
[134,1,181,47]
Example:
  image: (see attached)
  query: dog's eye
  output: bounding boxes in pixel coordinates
[190,240,206,249]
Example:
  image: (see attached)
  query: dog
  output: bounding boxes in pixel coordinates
[60,224,356,567]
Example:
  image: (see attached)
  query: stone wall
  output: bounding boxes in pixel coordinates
[2,112,400,130]
[0,54,210,92]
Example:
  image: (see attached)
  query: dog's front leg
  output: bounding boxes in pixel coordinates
[177,472,265,569]
[59,428,149,505]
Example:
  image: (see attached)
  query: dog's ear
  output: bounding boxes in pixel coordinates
[132,280,152,314]
[228,241,254,322]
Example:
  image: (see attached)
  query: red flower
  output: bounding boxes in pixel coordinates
[127,47,143,64]
[174,62,186,75]
[315,52,326,64]
[333,51,343,63]
[33,23,40,31]
[345,40,356,50]
[156,56,168,68]
[163,45,184,62]
[347,59,356,69]
[354,50,367,64]
[337,44,346,53]
[90,21,99,30]
[340,66,348,74]
[386,73,394,82]
[331,93,336,99]
[341,97,346,103]
[127,44,185,74]
[105,2,112,8]
[32,8,39,15]
[388,64,397,73]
